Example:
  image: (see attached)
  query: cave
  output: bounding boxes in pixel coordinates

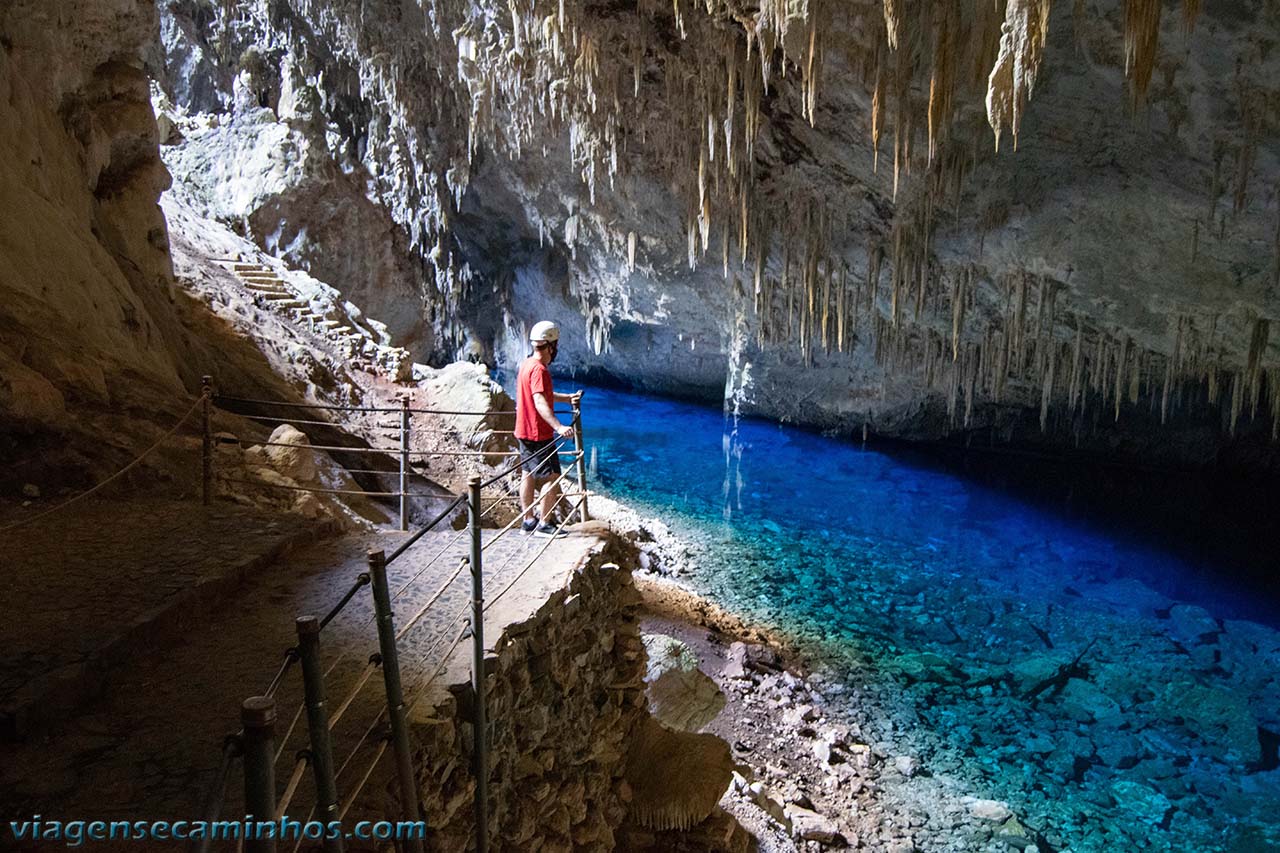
[1,0,1278,851]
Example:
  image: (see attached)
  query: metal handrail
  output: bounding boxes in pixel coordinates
[200,384,594,852]
[188,735,242,853]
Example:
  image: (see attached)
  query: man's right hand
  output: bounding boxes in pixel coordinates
[557,424,574,439]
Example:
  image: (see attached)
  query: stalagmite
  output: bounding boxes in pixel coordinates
[628,230,637,273]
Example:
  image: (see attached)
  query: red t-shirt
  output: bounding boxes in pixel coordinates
[515,356,555,441]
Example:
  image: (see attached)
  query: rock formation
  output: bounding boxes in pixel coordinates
[2,0,1278,481]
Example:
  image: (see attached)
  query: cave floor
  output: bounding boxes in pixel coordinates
[0,514,602,848]
[0,498,318,739]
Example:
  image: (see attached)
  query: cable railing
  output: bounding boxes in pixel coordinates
[207,386,585,534]
[192,383,592,853]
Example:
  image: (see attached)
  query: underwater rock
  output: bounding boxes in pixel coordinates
[966,798,1013,822]
[1109,779,1173,827]
[1157,680,1261,764]
[894,651,966,684]
[1167,605,1222,645]
[1058,679,1123,723]
[893,755,922,777]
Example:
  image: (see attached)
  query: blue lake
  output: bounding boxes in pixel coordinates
[553,379,1280,853]
[572,382,1276,629]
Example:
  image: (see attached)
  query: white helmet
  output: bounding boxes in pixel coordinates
[529,320,560,343]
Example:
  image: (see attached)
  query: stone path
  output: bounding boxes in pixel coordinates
[0,499,320,739]
[0,518,601,851]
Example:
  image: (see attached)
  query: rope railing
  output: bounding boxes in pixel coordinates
[197,382,593,853]
[0,395,205,534]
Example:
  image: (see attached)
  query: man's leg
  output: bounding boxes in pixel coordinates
[539,476,562,526]
[520,471,538,521]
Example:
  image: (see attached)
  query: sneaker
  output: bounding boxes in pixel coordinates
[533,523,567,539]
[521,517,538,533]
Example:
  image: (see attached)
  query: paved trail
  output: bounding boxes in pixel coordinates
[0,512,598,850]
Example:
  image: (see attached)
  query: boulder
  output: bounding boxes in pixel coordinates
[641,634,725,732]
[1167,605,1221,645]
[1059,679,1123,723]
[1158,680,1261,764]
[967,799,1013,822]
[723,641,782,679]
[262,424,317,481]
[785,806,843,844]
[416,362,516,452]
[893,755,922,777]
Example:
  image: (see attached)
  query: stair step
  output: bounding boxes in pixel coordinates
[262,292,298,301]
[273,299,306,309]
[332,326,352,335]
[245,283,287,293]
[240,274,283,283]
[233,264,272,273]
[317,320,341,329]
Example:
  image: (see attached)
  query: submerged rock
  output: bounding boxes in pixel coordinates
[1167,605,1222,645]
[1158,680,1261,764]
[967,798,1013,822]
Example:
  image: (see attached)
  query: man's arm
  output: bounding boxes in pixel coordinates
[534,392,574,438]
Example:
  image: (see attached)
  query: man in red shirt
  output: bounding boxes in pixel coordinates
[516,321,583,537]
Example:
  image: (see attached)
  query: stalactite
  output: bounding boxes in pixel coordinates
[950,267,967,361]
[1181,0,1201,34]
[1124,0,1162,103]
[1069,316,1083,414]
[1040,343,1057,432]
[1245,316,1271,417]
[1229,371,1243,436]
[1114,335,1129,421]
[985,0,1051,150]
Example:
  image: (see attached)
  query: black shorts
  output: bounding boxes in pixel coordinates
[518,438,562,478]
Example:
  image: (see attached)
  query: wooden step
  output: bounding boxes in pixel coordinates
[233,264,272,273]
[244,283,287,293]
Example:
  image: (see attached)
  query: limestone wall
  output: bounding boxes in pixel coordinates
[403,544,749,853]
[0,0,184,429]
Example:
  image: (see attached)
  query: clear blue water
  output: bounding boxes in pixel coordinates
[574,382,1276,628]
[554,380,1280,853]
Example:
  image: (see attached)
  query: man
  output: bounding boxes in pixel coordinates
[515,320,583,537]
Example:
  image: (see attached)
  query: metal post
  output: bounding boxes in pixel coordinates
[467,475,489,853]
[366,550,425,853]
[241,696,277,853]
[571,400,589,523]
[399,397,410,532]
[295,617,344,853]
[201,375,213,506]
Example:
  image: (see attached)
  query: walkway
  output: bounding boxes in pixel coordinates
[0,499,319,739]
[0,521,604,850]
